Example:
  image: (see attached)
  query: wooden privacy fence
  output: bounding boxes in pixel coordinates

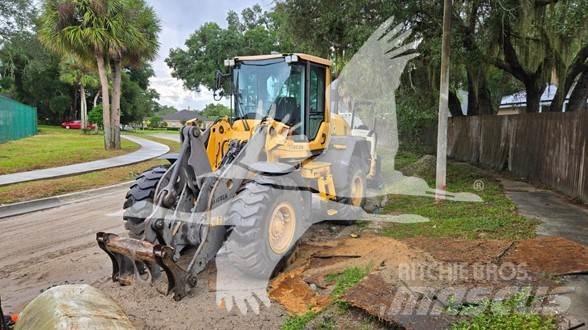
[448,112,588,203]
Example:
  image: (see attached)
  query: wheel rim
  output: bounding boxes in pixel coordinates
[268,202,296,255]
[351,175,364,207]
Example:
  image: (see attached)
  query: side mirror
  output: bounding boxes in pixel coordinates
[214,70,224,91]
[213,70,230,101]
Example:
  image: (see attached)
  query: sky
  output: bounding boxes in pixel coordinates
[146,0,273,111]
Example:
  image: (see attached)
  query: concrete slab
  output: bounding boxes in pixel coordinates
[501,178,588,327]
[501,182,588,246]
[0,135,169,186]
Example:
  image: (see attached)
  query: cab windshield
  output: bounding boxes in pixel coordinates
[233,59,305,134]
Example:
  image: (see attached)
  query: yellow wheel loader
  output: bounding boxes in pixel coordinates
[97,53,382,300]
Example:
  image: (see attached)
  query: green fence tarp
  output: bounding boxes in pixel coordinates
[0,95,37,143]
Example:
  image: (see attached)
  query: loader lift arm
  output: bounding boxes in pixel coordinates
[96,126,213,300]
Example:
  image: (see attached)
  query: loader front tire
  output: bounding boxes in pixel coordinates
[122,166,167,238]
[224,177,305,278]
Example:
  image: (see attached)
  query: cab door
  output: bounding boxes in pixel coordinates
[306,63,328,144]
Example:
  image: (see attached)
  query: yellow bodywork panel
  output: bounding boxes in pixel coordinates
[204,115,348,172]
[301,161,336,200]
[330,113,350,136]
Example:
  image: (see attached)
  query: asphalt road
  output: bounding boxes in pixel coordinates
[0,186,284,329]
[0,187,126,311]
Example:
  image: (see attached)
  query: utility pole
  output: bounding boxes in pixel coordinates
[436,0,452,201]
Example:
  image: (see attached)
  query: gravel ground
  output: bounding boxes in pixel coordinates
[0,187,287,329]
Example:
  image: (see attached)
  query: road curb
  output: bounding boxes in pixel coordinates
[0,181,133,220]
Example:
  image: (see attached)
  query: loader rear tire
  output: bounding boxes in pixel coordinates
[224,177,305,278]
[122,166,168,238]
[333,156,368,224]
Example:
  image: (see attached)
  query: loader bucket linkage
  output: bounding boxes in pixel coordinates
[96,232,197,301]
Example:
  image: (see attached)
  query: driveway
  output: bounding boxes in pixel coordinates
[501,178,588,327]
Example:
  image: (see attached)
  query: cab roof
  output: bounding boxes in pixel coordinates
[233,53,331,67]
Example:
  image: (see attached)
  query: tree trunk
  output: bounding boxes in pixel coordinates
[568,71,588,112]
[80,84,87,130]
[96,54,112,149]
[72,86,78,120]
[467,71,480,116]
[93,90,101,108]
[466,66,494,115]
[550,69,579,112]
[493,23,548,114]
[525,81,543,113]
[549,83,565,112]
[111,60,122,149]
[477,79,494,115]
[551,44,588,112]
[448,90,463,116]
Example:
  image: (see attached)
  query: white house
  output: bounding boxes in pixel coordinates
[162,110,205,128]
[498,85,567,115]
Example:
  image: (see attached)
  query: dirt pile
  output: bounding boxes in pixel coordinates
[269,267,330,314]
[343,236,588,328]
[502,236,588,275]
[404,236,588,276]
[268,235,432,314]
[270,234,588,328]
[401,155,436,177]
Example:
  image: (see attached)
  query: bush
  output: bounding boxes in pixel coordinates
[89,105,103,129]
[148,116,162,128]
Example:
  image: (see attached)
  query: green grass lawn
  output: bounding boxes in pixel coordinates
[378,150,537,240]
[450,290,556,330]
[0,125,139,175]
[0,136,180,204]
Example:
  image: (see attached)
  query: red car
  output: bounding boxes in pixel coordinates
[61,120,96,129]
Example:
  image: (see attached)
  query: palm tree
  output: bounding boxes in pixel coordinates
[110,0,160,148]
[38,0,159,149]
[38,0,124,148]
[59,55,99,130]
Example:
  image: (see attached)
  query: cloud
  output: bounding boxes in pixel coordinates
[146,0,271,110]
[150,73,229,110]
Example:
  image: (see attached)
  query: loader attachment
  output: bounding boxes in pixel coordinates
[96,232,197,301]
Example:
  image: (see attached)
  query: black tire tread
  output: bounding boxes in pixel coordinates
[224,177,303,277]
[122,166,167,238]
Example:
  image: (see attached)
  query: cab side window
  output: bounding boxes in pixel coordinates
[308,65,325,140]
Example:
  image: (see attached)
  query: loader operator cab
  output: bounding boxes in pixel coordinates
[224,54,330,144]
